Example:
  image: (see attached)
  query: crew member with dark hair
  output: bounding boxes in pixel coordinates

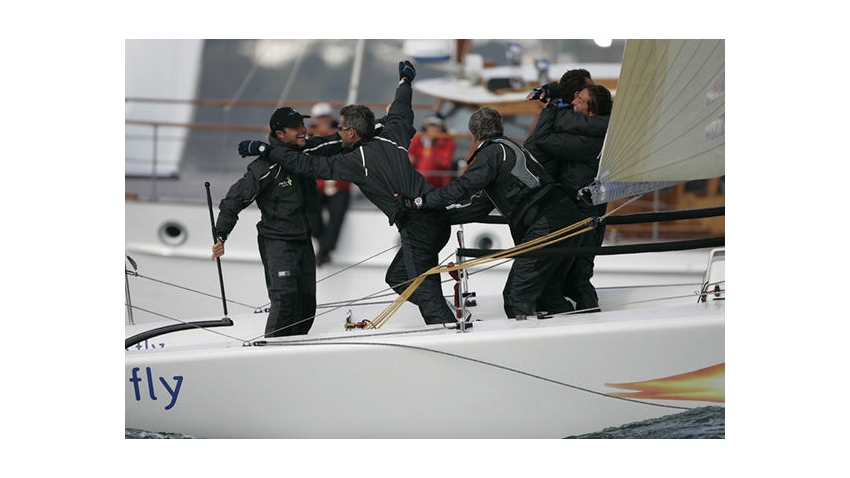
[212,106,342,337]
[525,68,594,177]
[524,82,613,312]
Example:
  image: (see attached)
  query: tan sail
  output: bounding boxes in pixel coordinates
[591,39,725,204]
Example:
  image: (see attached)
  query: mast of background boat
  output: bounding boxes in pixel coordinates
[277,39,309,107]
[346,39,366,104]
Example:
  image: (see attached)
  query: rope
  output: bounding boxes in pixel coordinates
[366,216,595,329]
[126,271,260,311]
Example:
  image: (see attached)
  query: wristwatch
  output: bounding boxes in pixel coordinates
[413,197,423,209]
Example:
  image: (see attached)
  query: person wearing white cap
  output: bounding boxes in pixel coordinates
[310,102,334,123]
[306,102,351,266]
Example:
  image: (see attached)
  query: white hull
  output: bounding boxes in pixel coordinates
[126,285,724,438]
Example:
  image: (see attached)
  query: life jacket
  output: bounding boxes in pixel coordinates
[470,137,565,232]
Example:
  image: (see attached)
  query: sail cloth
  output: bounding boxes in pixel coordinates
[588,39,725,205]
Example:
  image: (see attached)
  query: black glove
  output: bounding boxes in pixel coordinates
[527,82,560,103]
[394,193,416,213]
[575,186,594,206]
[238,140,269,158]
[398,60,416,83]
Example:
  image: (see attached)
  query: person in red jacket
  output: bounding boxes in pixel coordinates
[408,115,456,188]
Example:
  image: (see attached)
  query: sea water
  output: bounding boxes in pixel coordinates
[125,406,724,439]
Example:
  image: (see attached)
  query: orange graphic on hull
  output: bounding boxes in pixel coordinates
[605,363,725,403]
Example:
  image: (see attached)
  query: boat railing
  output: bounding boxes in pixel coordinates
[126,97,475,201]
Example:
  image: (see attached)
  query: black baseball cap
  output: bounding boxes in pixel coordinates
[270,107,310,131]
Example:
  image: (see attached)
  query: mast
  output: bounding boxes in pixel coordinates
[346,39,366,104]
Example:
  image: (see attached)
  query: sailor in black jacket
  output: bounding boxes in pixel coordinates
[524,85,612,311]
[403,106,586,320]
[213,107,343,337]
[243,61,458,325]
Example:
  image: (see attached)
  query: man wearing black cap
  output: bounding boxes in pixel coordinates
[238,60,458,326]
[212,106,343,337]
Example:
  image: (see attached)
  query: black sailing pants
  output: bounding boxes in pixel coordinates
[503,197,583,318]
[258,235,317,337]
[562,201,607,311]
[386,212,456,324]
[314,189,351,254]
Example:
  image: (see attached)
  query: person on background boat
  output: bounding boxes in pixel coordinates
[238,60,459,326]
[408,114,456,188]
[212,106,343,337]
[524,71,612,313]
[307,102,352,267]
[396,106,586,320]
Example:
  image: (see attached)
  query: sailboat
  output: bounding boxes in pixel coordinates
[125,39,724,438]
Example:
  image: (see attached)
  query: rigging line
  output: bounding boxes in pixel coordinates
[316,244,399,284]
[127,272,260,311]
[319,290,398,308]
[316,249,500,310]
[560,292,706,313]
[466,258,512,276]
[224,40,269,113]
[254,244,402,312]
[319,298,396,308]
[600,194,643,221]
[272,339,692,411]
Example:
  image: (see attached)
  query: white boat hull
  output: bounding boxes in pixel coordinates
[126,290,724,438]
